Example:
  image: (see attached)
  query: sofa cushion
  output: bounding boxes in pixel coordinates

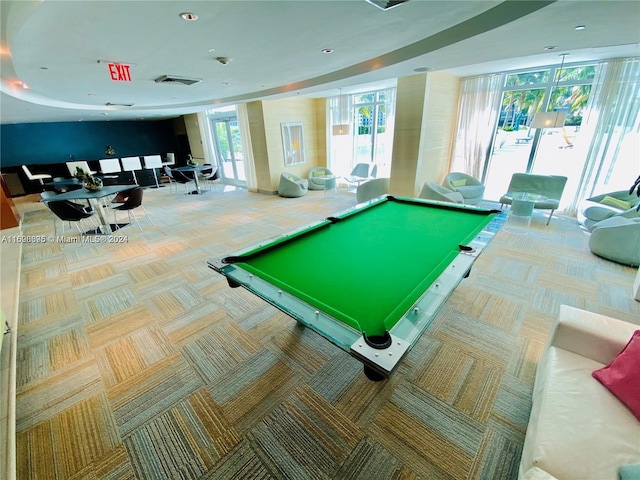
[520,347,640,480]
[600,195,633,210]
[592,330,640,421]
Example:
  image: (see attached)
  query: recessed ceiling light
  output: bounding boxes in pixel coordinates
[180,12,198,21]
[544,45,557,51]
[321,48,333,54]
[414,67,431,73]
[574,25,586,30]
[221,82,229,86]
[40,66,48,70]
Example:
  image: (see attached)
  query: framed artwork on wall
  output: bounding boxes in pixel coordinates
[281,122,306,166]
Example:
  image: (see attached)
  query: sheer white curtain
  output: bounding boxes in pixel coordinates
[327,94,354,176]
[450,74,502,180]
[569,57,640,215]
[236,103,258,191]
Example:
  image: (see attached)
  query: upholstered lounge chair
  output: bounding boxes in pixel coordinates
[499,173,567,225]
[308,167,334,190]
[588,216,640,266]
[418,182,464,204]
[345,163,377,188]
[278,173,308,198]
[443,172,485,205]
[578,190,640,231]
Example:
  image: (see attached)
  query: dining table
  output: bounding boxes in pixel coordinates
[50,184,137,234]
[174,165,212,195]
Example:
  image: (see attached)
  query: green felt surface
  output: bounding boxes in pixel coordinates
[236,198,494,336]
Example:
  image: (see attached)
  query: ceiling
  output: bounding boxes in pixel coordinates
[1,0,638,125]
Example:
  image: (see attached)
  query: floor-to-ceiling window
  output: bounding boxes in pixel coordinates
[329,87,396,179]
[483,63,596,206]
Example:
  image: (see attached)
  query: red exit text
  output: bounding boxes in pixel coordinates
[108,63,132,81]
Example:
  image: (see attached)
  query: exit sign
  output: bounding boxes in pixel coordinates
[108,63,132,81]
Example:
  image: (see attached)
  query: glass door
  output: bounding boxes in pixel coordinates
[211,116,246,187]
[353,90,392,177]
[482,64,596,207]
[530,65,596,206]
[482,70,549,200]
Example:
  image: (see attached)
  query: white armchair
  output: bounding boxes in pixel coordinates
[418,182,464,204]
[278,173,308,198]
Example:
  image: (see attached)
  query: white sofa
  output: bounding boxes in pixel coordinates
[519,305,640,480]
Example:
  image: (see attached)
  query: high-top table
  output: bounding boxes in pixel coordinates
[50,184,136,234]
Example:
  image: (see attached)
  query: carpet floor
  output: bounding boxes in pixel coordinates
[11,184,640,479]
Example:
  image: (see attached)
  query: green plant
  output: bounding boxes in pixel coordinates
[75,167,103,189]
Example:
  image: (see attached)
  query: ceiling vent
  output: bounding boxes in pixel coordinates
[154,75,202,86]
[365,0,410,10]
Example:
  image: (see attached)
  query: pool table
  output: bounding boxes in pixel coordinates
[208,195,504,380]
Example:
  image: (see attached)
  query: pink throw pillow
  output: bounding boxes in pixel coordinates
[592,330,640,422]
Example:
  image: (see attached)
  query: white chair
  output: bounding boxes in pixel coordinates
[418,182,464,204]
[66,161,96,177]
[143,155,163,188]
[98,158,122,177]
[22,165,52,187]
[163,152,176,166]
[345,163,377,189]
[121,156,142,184]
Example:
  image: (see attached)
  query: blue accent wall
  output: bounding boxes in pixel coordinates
[0,119,179,168]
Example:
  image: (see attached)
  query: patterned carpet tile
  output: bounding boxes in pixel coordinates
[466,416,525,480]
[199,439,274,480]
[68,263,117,288]
[124,389,240,480]
[48,393,121,478]
[206,350,300,431]
[82,287,140,323]
[306,353,368,404]
[107,353,204,438]
[16,358,103,431]
[96,325,175,388]
[414,343,504,424]
[86,304,156,350]
[491,374,533,430]
[182,322,261,384]
[268,326,335,376]
[69,444,135,480]
[334,436,403,480]
[160,301,227,348]
[434,310,515,365]
[18,287,78,324]
[20,259,68,290]
[249,385,364,480]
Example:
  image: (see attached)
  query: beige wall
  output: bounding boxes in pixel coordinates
[390,72,460,197]
[194,74,459,196]
[248,96,324,193]
[183,113,205,161]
